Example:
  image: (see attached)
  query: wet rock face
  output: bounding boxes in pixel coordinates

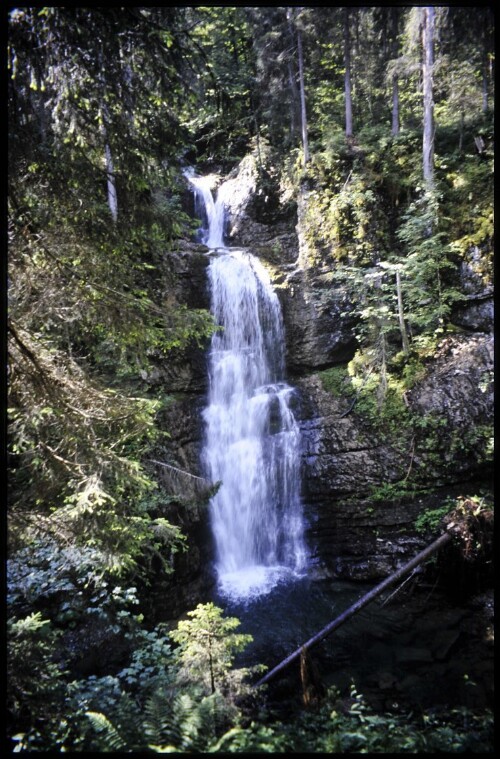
[222,163,360,371]
[452,293,493,332]
[406,334,494,426]
[279,269,358,373]
[452,251,494,331]
[295,375,406,502]
[293,333,493,581]
[295,373,421,580]
[320,586,494,714]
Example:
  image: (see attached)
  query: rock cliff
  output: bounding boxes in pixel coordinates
[148,157,493,614]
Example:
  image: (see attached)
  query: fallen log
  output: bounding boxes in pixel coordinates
[254,526,457,687]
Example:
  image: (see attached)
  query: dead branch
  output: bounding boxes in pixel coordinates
[254,526,458,687]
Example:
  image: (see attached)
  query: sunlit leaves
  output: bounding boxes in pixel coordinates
[170,603,254,696]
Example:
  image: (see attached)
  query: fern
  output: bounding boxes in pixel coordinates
[143,690,177,747]
[143,690,204,752]
[143,690,228,753]
[172,693,203,750]
[85,711,127,752]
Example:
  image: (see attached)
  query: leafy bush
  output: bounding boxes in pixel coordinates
[414,503,456,534]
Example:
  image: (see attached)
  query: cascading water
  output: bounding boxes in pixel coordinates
[186,171,307,600]
[184,171,228,248]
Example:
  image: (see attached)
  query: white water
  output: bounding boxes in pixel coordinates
[185,172,232,248]
[187,172,307,600]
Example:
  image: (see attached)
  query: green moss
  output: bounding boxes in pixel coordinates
[319,359,413,448]
[318,365,353,398]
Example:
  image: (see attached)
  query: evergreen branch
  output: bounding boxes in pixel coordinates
[10,201,167,318]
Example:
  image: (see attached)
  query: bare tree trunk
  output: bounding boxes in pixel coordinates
[287,60,298,142]
[396,269,409,354]
[208,634,216,694]
[390,9,400,137]
[422,6,435,189]
[344,7,353,138]
[482,62,489,113]
[104,138,118,223]
[391,75,400,136]
[481,20,492,114]
[377,331,388,406]
[297,24,310,166]
[285,9,300,144]
[98,49,118,223]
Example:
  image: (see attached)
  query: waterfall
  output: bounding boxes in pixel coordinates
[187,172,307,600]
[185,172,228,248]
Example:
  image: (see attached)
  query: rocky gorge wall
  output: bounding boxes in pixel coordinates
[147,157,493,616]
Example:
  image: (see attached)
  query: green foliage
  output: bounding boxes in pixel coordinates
[182,6,255,165]
[318,365,353,399]
[415,493,492,537]
[414,503,456,534]
[448,424,493,467]
[85,711,128,752]
[8,5,221,588]
[8,230,199,569]
[170,603,259,699]
[409,411,493,480]
[7,603,494,753]
[205,684,494,754]
[81,688,237,753]
[350,369,410,437]
[7,613,69,751]
[393,353,428,390]
[7,604,256,752]
[320,344,492,497]
[7,539,149,641]
[319,353,412,442]
[300,155,392,267]
[396,191,463,333]
[368,481,422,504]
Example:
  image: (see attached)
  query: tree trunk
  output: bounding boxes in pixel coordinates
[344,7,353,138]
[396,269,409,354]
[297,24,310,166]
[482,63,488,113]
[98,52,118,223]
[104,140,118,223]
[481,20,492,114]
[285,9,300,144]
[208,634,216,694]
[422,6,435,188]
[255,528,455,687]
[287,58,299,143]
[377,331,388,406]
[391,74,400,136]
[390,8,401,137]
